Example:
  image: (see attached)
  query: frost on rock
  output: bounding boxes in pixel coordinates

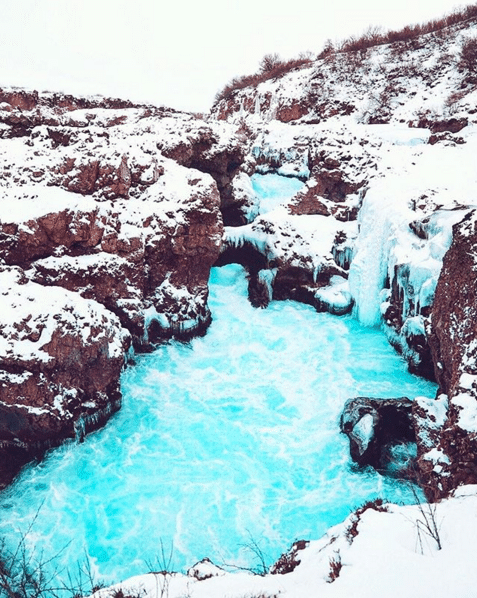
[313,275,353,315]
[452,392,477,433]
[352,413,375,454]
[187,558,226,581]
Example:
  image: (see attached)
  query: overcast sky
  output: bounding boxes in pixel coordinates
[0,0,465,112]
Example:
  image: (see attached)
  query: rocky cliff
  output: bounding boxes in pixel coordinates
[418,212,477,498]
[1,12,477,499]
[0,90,237,483]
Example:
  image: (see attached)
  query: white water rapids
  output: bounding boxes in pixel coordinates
[0,264,436,584]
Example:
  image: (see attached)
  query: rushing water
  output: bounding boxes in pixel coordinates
[0,264,437,585]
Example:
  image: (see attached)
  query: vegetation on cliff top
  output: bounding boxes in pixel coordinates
[214,2,477,104]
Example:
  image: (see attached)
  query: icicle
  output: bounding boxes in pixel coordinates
[74,417,86,443]
[348,191,395,326]
[74,397,122,443]
[332,244,354,270]
[257,268,277,303]
[254,93,261,117]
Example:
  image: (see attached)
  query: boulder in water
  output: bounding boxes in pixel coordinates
[340,397,415,472]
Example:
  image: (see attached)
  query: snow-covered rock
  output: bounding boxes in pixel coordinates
[0,263,130,485]
[421,211,477,499]
[0,90,228,483]
[340,397,415,471]
[91,486,477,598]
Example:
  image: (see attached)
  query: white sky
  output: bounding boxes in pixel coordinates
[0,0,465,112]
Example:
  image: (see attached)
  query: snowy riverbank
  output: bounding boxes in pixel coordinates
[93,485,477,598]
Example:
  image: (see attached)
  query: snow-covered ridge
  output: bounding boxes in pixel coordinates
[0,89,235,483]
[92,485,477,598]
[212,17,477,127]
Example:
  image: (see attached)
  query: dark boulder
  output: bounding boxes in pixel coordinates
[340,397,415,472]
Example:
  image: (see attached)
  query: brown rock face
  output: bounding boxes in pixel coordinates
[276,100,310,123]
[288,175,361,221]
[418,211,477,499]
[0,203,105,266]
[428,213,477,393]
[288,181,330,216]
[30,253,146,339]
[416,116,468,134]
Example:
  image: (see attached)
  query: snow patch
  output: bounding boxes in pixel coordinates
[452,393,477,433]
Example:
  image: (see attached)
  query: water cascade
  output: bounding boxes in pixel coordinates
[349,174,470,328]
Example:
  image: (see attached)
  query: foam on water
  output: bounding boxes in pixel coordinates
[0,265,437,585]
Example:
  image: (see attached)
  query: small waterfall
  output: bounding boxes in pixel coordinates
[349,184,468,328]
[348,186,402,327]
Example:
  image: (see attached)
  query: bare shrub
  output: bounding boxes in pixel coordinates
[239,534,269,576]
[217,533,271,577]
[327,2,477,57]
[259,53,282,74]
[214,53,313,104]
[143,539,176,598]
[460,37,477,72]
[339,25,386,53]
[144,539,174,575]
[318,39,335,59]
[445,89,468,114]
[214,3,477,105]
[327,551,342,583]
[0,538,105,598]
[408,484,442,553]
